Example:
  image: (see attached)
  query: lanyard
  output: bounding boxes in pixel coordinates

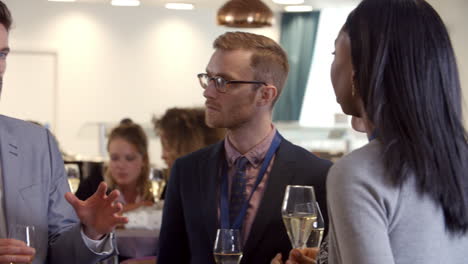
[220,131,283,229]
[368,130,378,141]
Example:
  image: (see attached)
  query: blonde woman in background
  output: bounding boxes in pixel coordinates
[105,118,154,212]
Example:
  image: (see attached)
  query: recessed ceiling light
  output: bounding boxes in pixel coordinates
[273,0,304,4]
[285,5,313,12]
[111,0,140,7]
[165,3,195,10]
[48,0,76,2]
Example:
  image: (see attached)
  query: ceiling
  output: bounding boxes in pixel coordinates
[68,0,360,10]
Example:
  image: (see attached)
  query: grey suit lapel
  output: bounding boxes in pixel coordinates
[0,128,20,237]
[201,141,224,246]
[243,140,296,256]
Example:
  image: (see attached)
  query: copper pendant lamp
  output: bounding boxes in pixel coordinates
[217,0,274,28]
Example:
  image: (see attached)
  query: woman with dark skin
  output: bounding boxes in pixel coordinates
[279,0,468,263]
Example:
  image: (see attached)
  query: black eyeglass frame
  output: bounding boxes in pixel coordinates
[197,73,267,93]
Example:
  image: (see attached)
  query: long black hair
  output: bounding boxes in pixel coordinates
[344,0,468,234]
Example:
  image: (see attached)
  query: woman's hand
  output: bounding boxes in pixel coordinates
[271,253,284,264]
[285,248,318,264]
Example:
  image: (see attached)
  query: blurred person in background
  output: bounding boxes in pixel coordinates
[104,119,154,212]
[76,118,158,261]
[152,107,225,199]
[75,118,155,205]
[104,119,157,262]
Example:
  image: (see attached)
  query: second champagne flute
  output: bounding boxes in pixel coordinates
[282,185,317,249]
[213,229,243,264]
[307,202,325,248]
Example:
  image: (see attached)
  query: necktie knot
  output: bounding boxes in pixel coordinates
[235,156,249,171]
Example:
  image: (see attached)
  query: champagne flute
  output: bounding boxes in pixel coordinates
[282,185,317,249]
[65,163,80,193]
[307,202,325,248]
[149,168,166,203]
[213,229,243,264]
[13,224,35,264]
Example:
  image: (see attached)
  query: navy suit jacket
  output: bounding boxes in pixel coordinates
[158,137,332,264]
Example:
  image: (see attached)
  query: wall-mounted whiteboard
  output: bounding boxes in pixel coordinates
[0,51,57,131]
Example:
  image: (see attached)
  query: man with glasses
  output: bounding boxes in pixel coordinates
[158,32,332,264]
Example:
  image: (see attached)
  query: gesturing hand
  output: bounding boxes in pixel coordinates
[0,239,35,264]
[65,182,129,240]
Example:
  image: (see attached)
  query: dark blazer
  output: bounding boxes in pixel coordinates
[158,137,332,264]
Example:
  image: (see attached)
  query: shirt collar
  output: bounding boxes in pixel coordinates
[224,125,277,168]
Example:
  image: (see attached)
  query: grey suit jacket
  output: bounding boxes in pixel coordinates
[0,115,112,264]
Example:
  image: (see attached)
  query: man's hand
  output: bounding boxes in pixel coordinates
[0,239,35,264]
[65,182,129,240]
[285,248,318,264]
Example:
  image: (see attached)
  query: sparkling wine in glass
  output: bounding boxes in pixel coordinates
[213,229,243,264]
[65,163,80,193]
[307,202,325,248]
[282,185,317,249]
[149,168,166,202]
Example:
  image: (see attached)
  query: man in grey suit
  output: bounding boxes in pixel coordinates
[158,32,332,264]
[0,2,128,263]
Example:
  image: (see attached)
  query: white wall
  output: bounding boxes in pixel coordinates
[428,0,468,127]
[301,0,468,129]
[1,0,466,168]
[300,6,355,127]
[0,52,57,126]
[1,0,280,167]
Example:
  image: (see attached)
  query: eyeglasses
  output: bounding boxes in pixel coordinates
[197,73,267,93]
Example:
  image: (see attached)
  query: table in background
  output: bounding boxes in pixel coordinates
[116,206,162,260]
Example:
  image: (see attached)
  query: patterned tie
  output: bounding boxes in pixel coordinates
[229,156,249,228]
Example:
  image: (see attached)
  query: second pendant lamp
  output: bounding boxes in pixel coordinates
[217,0,274,28]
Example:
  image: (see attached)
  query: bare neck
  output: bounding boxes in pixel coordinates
[356,100,375,137]
[119,183,139,203]
[361,112,375,137]
[227,115,272,154]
